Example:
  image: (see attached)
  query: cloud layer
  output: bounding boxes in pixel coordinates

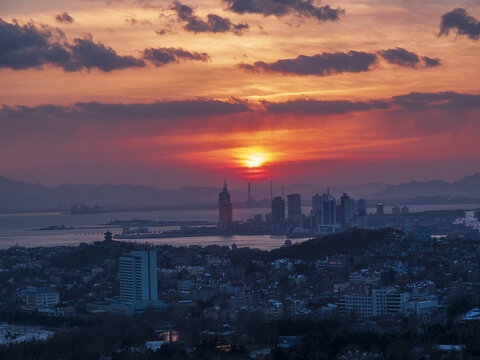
[2,92,478,127]
[389,92,480,112]
[265,99,389,114]
[223,0,344,22]
[264,92,480,115]
[0,99,250,126]
[2,92,479,186]
[240,51,378,76]
[241,47,442,76]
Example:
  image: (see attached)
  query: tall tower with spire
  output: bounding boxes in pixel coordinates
[218,180,233,231]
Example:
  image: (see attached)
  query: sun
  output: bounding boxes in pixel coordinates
[243,153,268,168]
[234,148,279,178]
[236,147,273,170]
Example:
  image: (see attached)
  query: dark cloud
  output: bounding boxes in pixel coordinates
[439,8,480,40]
[69,35,145,71]
[172,1,249,35]
[0,19,145,71]
[0,18,209,72]
[241,49,440,77]
[0,100,249,121]
[0,19,59,70]
[378,48,441,68]
[264,92,480,115]
[240,51,378,76]
[223,0,344,22]
[390,92,480,112]
[72,100,249,118]
[422,56,441,68]
[55,12,74,24]
[1,93,479,144]
[0,100,250,139]
[265,99,389,115]
[0,101,250,154]
[143,47,209,66]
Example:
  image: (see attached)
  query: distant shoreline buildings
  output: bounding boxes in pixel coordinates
[217,181,378,237]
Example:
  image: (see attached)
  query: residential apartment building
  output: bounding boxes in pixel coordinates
[25,287,59,309]
[119,250,158,302]
[339,288,410,319]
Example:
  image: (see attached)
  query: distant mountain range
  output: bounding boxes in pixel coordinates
[0,175,242,212]
[374,173,480,200]
[0,173,479,212]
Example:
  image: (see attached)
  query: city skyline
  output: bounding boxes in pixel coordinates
[1,0,480,187]
[2,0,480,353]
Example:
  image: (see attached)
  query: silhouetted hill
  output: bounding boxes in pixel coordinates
[376,180,451,198]
[453,173,480,188]
[229,228,398,263]
[375,173,480,199]
[0,175,55,211]
[267,228,397,261]
[0,175,243,212]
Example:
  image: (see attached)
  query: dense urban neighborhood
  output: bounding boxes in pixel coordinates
[1,224,480,359]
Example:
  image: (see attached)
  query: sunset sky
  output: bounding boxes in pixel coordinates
[1,0,480,188]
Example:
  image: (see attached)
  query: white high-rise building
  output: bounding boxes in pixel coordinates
[119,250,158,302]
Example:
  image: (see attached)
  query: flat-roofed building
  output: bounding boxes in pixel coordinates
[25,287,59,309]
[339,288,410,319]
[119,250,158,302]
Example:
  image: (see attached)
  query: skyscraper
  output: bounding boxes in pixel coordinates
[311,190,337,234]
[271,196,286,228]
[340,193,353,226]
[287,193,302,223]
[312,193,323,220]
[218,180,233,231]
[119,250,158,302]
[321,191,336,225]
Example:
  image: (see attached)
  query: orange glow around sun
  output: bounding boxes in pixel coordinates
[230,147,273,178]
[240,150,270,168]
[130,126,429,181]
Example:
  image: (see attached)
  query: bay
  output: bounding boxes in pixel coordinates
[0,204,477,250]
